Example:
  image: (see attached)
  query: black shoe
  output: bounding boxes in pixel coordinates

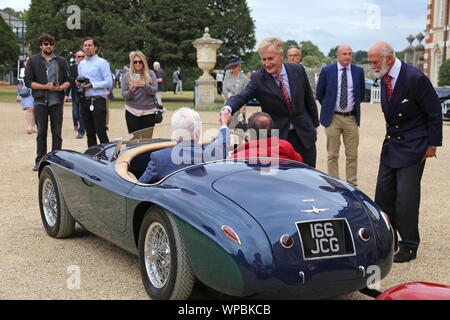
[394,247,417,263]
[76,133,84,139]
[32,163,39,172]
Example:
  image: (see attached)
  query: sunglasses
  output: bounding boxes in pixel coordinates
[133,60,144,65]
[41,42,54,46]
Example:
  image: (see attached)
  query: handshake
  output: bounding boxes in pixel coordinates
[220,108,232,127]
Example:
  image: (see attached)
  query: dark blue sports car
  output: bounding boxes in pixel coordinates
[37,125,394,300]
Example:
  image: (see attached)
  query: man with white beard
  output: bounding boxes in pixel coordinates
[367,42,442,263]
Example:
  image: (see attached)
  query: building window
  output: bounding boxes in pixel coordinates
[434,0,445,27]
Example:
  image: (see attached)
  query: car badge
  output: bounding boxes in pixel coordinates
[300,206,329,215]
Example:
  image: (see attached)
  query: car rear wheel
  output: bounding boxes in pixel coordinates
[38,166,75,238]
[138,206,194,300]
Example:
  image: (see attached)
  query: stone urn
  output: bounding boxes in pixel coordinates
[192,27,222,109]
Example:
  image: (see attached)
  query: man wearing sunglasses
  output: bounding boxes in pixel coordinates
[24,33,70,172]
[77,37,113,147]
[65,51,86,139]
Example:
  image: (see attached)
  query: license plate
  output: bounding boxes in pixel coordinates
[296,219,355,260]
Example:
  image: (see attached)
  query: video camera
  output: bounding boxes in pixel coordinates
[76,76,90,98]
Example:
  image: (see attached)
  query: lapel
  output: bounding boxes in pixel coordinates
[286,63,301,107]
[350,64,358,93]
[331,63,338,95]
[263,64,290,109]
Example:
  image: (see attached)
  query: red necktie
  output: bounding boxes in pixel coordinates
[384,74,393,102]
[277,74,292,113]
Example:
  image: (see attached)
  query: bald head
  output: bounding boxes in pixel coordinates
[336,44,352,67]
[368,42,396,77]
[248,112,274,140]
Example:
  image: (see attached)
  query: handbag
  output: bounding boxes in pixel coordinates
[153,95,164,124]
[17,81,31,97]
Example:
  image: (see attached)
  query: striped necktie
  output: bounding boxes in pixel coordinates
[277,74,292,113]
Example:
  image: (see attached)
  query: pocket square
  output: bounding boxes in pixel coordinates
[401,99,409,104]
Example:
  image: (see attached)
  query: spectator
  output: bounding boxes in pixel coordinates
[173,67,183,94]
[287,45,317,97]
[24,33,70,171]
[121,51,158,133]
[77,37,113,147]
[65,51,86,139]
[114,69,122,88]
[153,61,166,106]
[216,71,224,95]
[223,58,250,129]
[19,56,37,134]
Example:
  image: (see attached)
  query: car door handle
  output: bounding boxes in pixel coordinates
[81,177,94,187]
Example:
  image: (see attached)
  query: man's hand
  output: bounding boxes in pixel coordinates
[422,146,437,160]
[64,96,70,103]
[47,83,61,91]
[220,110,232,127]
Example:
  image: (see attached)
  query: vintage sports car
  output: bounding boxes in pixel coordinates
[37,124,394,299]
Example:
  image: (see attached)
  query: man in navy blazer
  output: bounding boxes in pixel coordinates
[316,45,365,186]
[368,42,442,263]
[224,37,319,167]
[139,108,231,184]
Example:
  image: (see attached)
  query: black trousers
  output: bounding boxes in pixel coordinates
[287,130,317,168]
[125,110,156,134]
[80,97,109,148]
[375,161,426,251]
[34,103,63,164]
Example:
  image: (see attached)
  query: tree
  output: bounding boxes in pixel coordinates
[328,46,338,59]
[439,59,450,86]
[302,55,321,68]
[299,40,325,60]
[25,0,256,89]
[0,16,20,67]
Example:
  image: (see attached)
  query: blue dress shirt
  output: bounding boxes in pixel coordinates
[77,55,113,98]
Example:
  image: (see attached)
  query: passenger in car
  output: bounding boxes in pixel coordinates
[138,107,231,183]
[232,112,303,162]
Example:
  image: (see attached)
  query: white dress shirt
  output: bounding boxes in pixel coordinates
[387,58,402,90]
[335,62,355,112]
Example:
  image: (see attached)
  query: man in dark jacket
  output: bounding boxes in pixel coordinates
[24,33,70,171]
[65,51,85,139]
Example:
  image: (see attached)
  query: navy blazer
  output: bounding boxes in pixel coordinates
[379,61,442,168]
[316,63,365,127]
[226,63,319,150]
[139,127,229,183]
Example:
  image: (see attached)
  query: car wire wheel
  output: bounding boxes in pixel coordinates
[138,206,194,300]
[42,178,58,227]
[38,166,75,238]
[144,222,171,289]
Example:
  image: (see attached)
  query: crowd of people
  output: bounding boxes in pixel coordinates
[20,32,443,264]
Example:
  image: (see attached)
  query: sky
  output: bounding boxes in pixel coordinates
[2,0,428,55]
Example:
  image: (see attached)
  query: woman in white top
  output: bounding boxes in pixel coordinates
[121,51,158,133]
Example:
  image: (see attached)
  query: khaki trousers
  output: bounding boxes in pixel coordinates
[325,114,359,185]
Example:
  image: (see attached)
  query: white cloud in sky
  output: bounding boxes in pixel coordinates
[3,0,427,54]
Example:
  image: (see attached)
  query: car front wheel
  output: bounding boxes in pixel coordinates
[38,166,75,238]
[138,206,194,300]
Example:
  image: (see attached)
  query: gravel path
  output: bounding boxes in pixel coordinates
[0,101,448,300]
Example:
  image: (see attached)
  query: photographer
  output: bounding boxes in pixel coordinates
[24,33,70,171]
[77,37,113,147]
[121,51,158,133]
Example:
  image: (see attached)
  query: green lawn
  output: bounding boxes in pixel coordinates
[1,86,225,112]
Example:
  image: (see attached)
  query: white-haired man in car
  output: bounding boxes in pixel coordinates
[139,107,231,184]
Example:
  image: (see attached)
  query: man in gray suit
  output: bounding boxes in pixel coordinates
[287,45,317,97]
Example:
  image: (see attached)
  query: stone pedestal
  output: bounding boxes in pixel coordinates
[193,27,222,109]
[195,79,216,109]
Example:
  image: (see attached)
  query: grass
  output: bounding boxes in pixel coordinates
[0,86,226,112]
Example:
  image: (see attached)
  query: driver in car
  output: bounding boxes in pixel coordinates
[139,107,232,184]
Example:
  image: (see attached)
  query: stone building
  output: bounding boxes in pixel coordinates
[424,0,450,86]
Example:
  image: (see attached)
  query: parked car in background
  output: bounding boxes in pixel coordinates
[363,78,377,102]
[435,87,450,120]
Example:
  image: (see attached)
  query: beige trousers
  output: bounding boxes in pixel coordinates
[325,114,359,186]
